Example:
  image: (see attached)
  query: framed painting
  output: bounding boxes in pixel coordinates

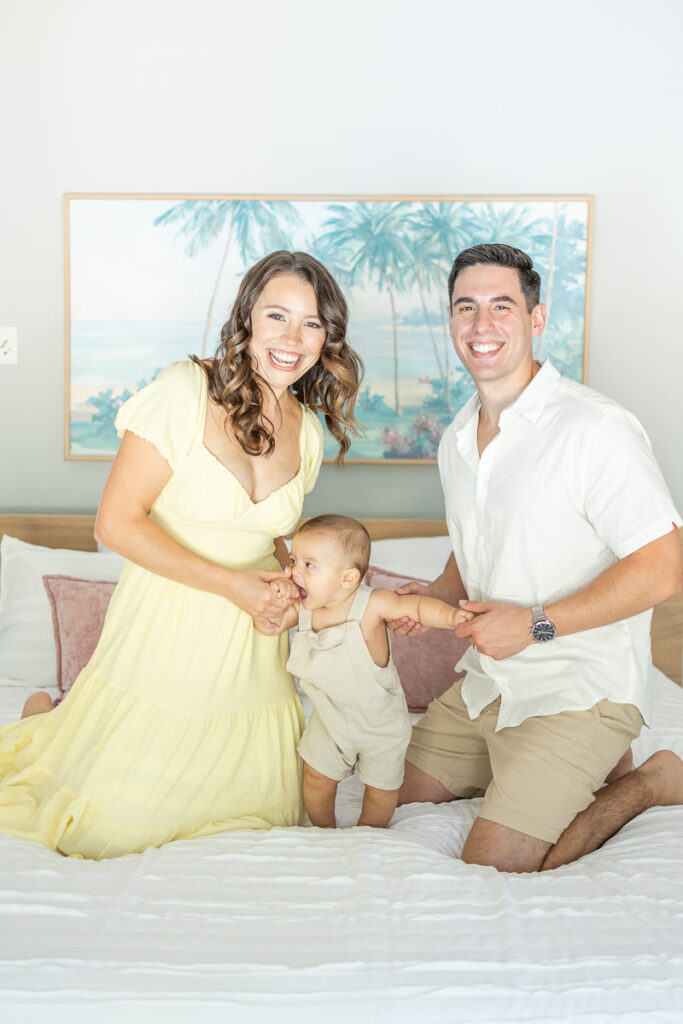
[64,194,593,461]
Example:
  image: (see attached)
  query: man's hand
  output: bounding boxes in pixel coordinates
[385,581,434,638]
[455,600,534,660]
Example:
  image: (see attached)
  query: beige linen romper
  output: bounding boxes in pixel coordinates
[287,585,412,790]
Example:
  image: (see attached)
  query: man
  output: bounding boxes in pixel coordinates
[393,243,683,873]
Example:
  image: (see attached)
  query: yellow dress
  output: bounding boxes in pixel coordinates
[0,361,323,859]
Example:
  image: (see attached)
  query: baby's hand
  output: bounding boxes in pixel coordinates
[269,575,300,606]
[453,608,474,626]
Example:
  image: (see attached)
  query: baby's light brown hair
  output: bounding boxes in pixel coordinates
[295,515,371,579]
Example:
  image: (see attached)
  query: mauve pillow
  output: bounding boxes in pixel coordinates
[364,564,468,712]
[42,575,116,696]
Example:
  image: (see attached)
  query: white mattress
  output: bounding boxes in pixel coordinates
[1,669,683,1023]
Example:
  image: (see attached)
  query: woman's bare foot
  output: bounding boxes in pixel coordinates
[604,747,634,784]
[21,691,54,719]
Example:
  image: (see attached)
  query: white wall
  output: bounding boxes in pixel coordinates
[1,0,682,517]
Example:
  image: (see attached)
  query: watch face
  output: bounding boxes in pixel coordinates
[532,620,556,642]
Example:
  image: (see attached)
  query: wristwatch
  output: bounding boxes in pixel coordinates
[530,605,557,643]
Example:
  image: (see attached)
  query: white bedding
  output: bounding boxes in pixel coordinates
[1,529,683,1023]
[1,668,683,1023]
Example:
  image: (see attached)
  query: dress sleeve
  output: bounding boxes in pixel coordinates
[582,409,682,559]
[301,409,325,494]
[115,361,205,472]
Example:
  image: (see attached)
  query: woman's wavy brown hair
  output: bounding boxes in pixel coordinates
[192,251,363,464]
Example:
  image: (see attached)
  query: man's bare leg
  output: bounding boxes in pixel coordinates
[541,750,683,871]
[399,761,551,872]
[398,760,456,805]
[604,747,633,784]
[454,749,649,873]
[21,691,53,719]
[462,817,551,873]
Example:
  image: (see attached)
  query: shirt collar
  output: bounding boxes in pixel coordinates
[453,359,560,434]
[453,390,481,431]
[502,359,560,424]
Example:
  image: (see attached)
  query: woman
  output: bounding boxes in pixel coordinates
[0,251,363,859]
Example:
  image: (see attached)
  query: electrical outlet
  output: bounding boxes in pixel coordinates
[0,327,18,365]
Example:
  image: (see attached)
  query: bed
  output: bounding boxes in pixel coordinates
[1,515,682,1024]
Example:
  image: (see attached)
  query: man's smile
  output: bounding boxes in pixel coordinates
[468,341,505,356]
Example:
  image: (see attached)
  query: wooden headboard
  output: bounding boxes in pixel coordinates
[0,514,100,551]
[0,514,449,550]
[1,514,680,686]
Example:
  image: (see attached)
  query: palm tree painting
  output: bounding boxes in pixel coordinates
[65,194,592,461]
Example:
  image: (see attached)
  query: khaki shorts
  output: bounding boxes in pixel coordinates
[299,709,411,791]
[406,680,643,844]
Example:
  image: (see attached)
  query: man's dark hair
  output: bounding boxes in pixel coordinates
[447,243,541,313]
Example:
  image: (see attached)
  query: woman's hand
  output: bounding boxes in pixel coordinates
[253,595,300,636]
[253,615,284,636]
[223,568,298,621]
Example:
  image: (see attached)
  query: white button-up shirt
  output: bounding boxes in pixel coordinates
[438,361,681,730]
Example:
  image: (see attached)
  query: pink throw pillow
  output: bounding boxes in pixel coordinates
[364,564,468,712]
[42,575,116,696]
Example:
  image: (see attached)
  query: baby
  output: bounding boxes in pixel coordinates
[256,514,472,830]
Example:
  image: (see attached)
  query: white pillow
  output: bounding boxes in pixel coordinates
[0,535,125,686]
[369,535,452,582]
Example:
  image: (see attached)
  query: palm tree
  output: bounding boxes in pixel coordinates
[410,201,473,273]
[154,199,303,355]
[316,202,413,414]
[306,234,356,290]
[532,206,588,323]
[463,202,551,254]
[408,202,474,408]
[404,233,445,379]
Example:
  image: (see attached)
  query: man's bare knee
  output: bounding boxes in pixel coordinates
[462,817,551,873]
[398,760,456,806]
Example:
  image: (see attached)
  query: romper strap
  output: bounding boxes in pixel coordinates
[346,584,373,623]
[298,604,313,630]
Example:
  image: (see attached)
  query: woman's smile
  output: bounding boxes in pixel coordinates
[267,348,304,371]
